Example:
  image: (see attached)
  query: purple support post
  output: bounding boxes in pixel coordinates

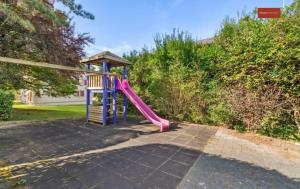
[113,75,117,124]
[102,62,107,126]
[123,66,127,123]
[85,63,90,122]
[107,65,111,116]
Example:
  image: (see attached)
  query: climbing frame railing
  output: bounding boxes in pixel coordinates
[88,74,103,89]
[87,73,120,89]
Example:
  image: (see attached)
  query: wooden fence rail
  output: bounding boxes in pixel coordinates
[0,57,119,77]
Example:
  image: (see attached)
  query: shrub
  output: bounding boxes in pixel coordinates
[259,113,299,141]
[208,101,233,125]
[0,90,14,120]
[126,30,221,124]
[232,121,246,133]
[225,86,286,131]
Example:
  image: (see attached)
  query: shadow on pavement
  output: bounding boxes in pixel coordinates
[0,119,158,165]
[1,143,299,189]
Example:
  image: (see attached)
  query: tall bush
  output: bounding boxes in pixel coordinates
[125,0,300,141]
[126,30,227,123]
[0,90,14,120]
[216,0,300,139]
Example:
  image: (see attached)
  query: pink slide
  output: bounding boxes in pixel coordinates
[117,79,169,132]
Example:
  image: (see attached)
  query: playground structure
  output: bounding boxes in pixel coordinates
[81,51,169,132]
[0,52,169,132]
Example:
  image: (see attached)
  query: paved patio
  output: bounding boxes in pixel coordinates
[0,119,299,189]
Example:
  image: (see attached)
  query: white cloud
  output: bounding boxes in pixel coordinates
[85,42,132,56]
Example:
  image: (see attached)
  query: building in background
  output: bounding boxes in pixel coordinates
[20,77,86,105]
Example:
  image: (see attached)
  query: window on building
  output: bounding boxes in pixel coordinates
[74,90,84,97]
[79,90,85,97]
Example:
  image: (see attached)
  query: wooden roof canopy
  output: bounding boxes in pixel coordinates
[80,51,131,67]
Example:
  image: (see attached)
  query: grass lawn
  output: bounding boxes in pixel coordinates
[5,103,86,122]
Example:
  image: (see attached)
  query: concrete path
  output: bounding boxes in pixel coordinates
[0,119,299,189]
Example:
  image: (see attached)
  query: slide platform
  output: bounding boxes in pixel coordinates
[117,79,169,132]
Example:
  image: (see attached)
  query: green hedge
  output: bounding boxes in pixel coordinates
[0,90,14,120]
[123,0,300,141]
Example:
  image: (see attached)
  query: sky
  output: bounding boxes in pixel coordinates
[59,0,293,56]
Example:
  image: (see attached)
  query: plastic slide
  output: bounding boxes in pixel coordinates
[116,79,169,132]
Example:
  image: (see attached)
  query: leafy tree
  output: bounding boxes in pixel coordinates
[0,0,94,96]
